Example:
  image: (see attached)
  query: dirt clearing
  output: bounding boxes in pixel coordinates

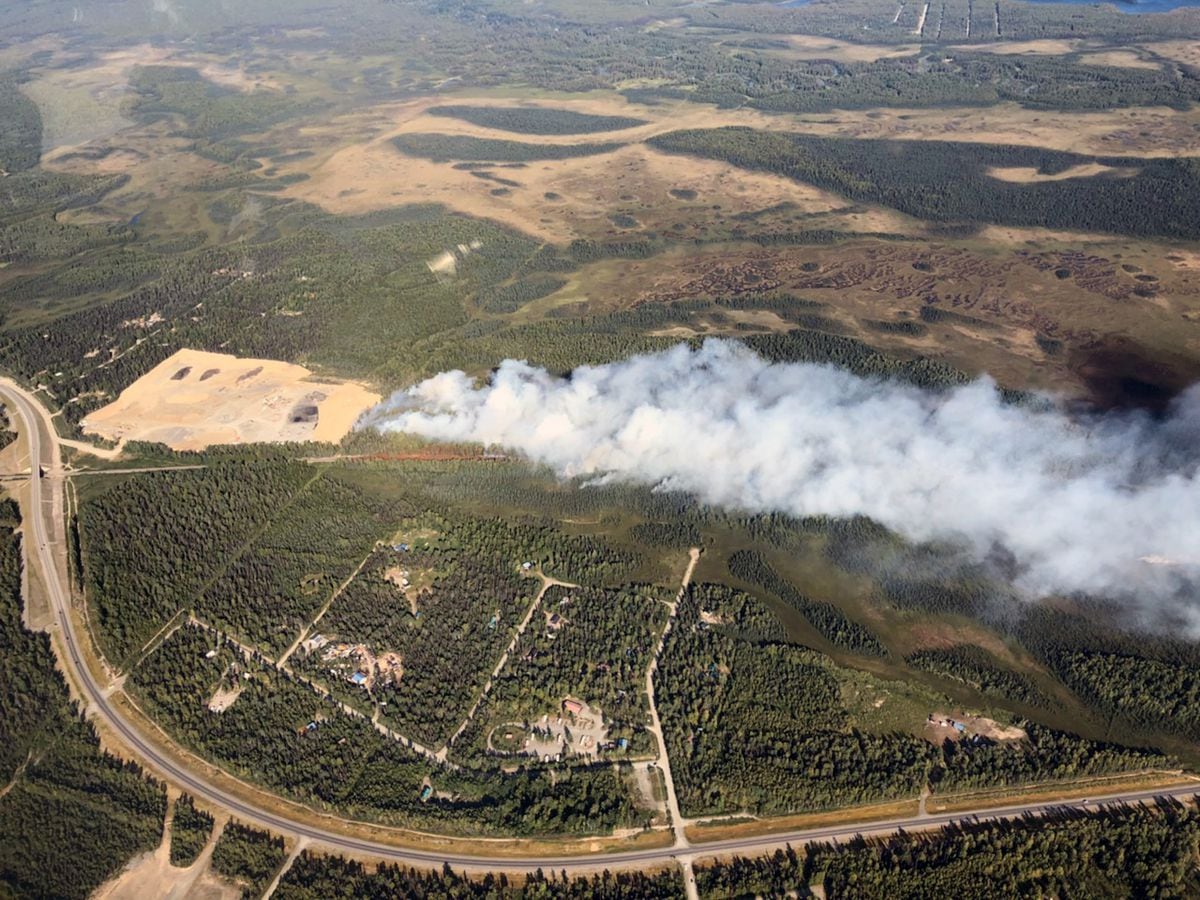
[1079,50,1160,70]
[951,38,1082,56]
[987,162,1137,183]
[81,349,379,451]
[94,805,237,900]
[1145,40,1200,68]
[926,711,1028,744]
[206,682,243,714]
[772,35,920,63]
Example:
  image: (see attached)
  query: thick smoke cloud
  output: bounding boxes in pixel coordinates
[367,340,1200,608]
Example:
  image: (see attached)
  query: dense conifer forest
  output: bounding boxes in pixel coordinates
[0,506,166,898]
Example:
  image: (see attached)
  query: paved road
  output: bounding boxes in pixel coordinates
[2,378,1198,877]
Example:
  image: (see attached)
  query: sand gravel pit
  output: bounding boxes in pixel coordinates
[94,804,236,900]
[82,349,379,451]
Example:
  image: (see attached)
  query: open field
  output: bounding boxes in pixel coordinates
[986,162,1137,183]
[286,140,846,243]
[1146,38,1200,67]
[755,34,922,62]
[277,96,847,241]
[22,44,282,154]
[950,39,1161,70]
[17,42,1200,253]
[81,349,379,450]
[273,94,1200,232]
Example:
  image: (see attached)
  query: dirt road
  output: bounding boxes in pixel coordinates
[644,548,701,898]
[444,571,578,754]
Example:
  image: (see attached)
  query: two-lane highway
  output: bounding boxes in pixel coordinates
[1,376,1196,879]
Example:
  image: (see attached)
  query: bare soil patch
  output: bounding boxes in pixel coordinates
[93,808,237,900]
[517,700,610,760]
[774,35,921,62]
[986,162,1137,183]
[25,45,279,154]
[206,683,243,714]
[384,564,435,614]
[950,38,1082,56]
[707,29,921,63]
[926,711,1027,745]
[904,620,1018,660]
[1078,49,1160,70]
[284,124,843,241]
[631,764,661,812]
[45,124,226,226]
[927,771,1200,813]
[946,38,1159,68]
[1144,39,1200,68]
[81,349,379,451]
[687,798,921,844]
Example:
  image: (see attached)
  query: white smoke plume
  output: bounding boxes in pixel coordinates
[366,340,1200,609]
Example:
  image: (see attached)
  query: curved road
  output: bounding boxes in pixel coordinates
[2,378,1197,876]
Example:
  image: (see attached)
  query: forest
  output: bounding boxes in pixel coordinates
[0,76,41,174]
[298,522,537,747]
[454,583,669,761]
[211,820,288,899]
[726,550,885,655]
[934,722,1166,793]
[696,0,1200,44]
[169,793,215,867]
[907,646,1052,710]
[0,200,547,428]
[656,582,934,816]
[80,458,317,663]
[426,105,646,135]
[8,0,1200,885]
[655,580,1168,817]
[696,801,1200,898]
[0,166,132,270]
[649,129,1200,240]
[73,445,1196,836]
[392,134,624,163]
[127,64,318,142]
[195,474,405,655]
[275,853,685,899]
[206,496,644,746]
[1016,604,1200,746]
[127,617,647,836]
[0,506,166,899]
